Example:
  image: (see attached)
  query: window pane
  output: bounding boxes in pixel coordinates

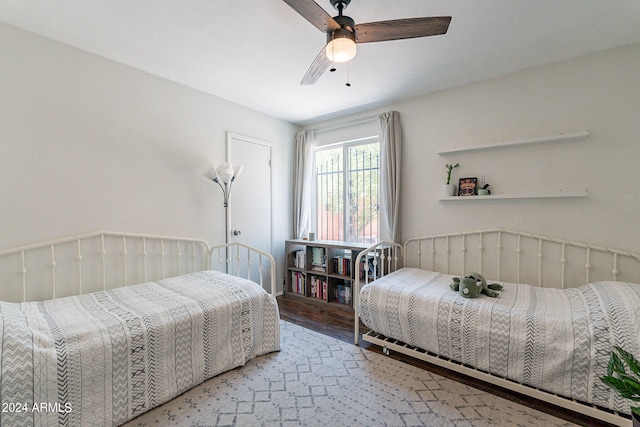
[316,148,343,241]
[347,143,379,243]
[315,141,379,243]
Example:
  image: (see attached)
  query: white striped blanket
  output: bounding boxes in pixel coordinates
[0,270,280,426]
[359,267,640,414]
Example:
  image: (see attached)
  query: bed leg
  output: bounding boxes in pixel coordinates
[383,346,390,356]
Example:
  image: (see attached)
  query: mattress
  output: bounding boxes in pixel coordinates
[359,267,640,414]
[0,270,280,426]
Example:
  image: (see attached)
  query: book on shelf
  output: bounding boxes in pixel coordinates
[332,255,352,276]
[290,271,305,295]
[310,247,327,272]
[293,250,306,269]
[359,253,379,280]
[335,283,352,305]
[309,276,327,300]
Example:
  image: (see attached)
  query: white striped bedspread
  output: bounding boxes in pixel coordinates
[0,270,280,426]
[359,267,640,414]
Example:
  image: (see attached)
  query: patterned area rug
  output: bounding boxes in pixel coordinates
[124,320,577,427]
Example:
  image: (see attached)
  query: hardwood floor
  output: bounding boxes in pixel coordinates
[277,294,616,427]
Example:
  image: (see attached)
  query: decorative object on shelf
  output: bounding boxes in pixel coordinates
[477,186,490,195]
[600,346,640,426]
[458,177,477,196]
[204,162,244,244]
[442,163,459,196]
[478,175,491,195]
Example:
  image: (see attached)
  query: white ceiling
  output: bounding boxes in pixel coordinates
[1,1,640,125]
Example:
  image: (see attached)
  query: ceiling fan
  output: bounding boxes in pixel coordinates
[283,0,451,85]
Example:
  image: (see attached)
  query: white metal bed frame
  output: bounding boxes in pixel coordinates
[354,228,640,427]
[0,231,276,303]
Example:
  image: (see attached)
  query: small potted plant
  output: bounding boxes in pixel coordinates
[477,183,491,195]
[477,175,491,195]
[600,346,640,426]
[442,163,459,196]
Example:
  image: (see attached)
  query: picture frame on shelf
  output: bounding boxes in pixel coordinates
[458,177,478,196]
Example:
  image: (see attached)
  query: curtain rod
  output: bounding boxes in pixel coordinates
[306,114,378,133]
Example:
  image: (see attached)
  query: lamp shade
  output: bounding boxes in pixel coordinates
[233,164,244,179]
[326,26,356,63]
[204,162,243,184]
[215,162,234,184]
[203,165,218,181]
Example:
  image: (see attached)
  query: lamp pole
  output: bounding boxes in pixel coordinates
[212,178,233,244]
[204,162,243,270]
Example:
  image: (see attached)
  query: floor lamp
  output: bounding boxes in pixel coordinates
[204,162,243,270]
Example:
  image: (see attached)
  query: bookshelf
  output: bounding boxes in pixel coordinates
[285,239,377,310]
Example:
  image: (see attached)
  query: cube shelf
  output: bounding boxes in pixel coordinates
[285,239,377,310]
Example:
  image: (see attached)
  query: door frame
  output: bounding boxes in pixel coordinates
[226,132,274,255]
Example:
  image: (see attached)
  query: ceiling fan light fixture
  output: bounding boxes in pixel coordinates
[326,29,356,63]
[290,0,451,85]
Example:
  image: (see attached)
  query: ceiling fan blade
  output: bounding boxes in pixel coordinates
[283,0,341,32]
[300,45,332,85]
[355,16,451,43]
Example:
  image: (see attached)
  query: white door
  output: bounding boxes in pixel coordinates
[227,132,273,291]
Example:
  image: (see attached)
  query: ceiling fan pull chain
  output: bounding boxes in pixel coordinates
[330,32,337,72]
[346,61,351,87]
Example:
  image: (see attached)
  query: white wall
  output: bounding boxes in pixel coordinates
[0,23,297,290]
[307,43,640,253]
[3,18,638,294]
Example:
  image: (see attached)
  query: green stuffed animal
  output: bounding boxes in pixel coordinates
[450,272,503,298]
[451,276,482,297]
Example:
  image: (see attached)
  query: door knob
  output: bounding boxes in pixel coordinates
[232,230,242,236]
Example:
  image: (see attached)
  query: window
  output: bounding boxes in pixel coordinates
[314,138,380,243]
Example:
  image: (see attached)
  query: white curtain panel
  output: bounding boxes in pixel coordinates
[293,130,314,239]
[378,111,401,243]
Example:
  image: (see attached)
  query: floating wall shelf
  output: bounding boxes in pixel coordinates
[438,189,588,201]
[437,131,590,155]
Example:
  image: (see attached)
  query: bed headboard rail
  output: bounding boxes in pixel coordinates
[210,242,277,296]
[0,232,211,302]
[0,232,276,302]
[403,228,640,289]
[355,228,640,344]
